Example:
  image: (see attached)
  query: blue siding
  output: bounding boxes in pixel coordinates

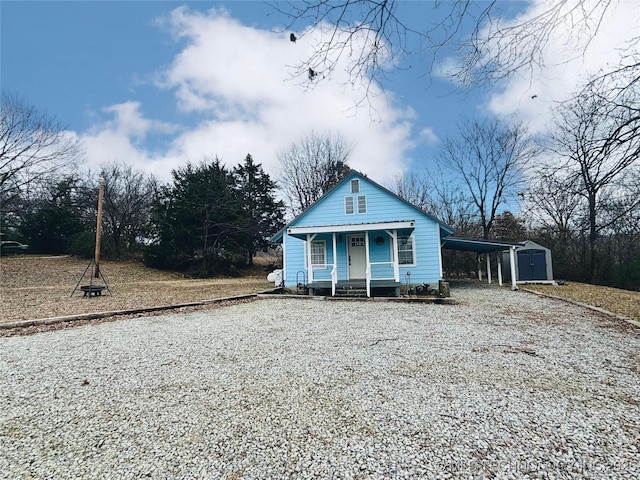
[283,236,306,286]
[282,173,446,288]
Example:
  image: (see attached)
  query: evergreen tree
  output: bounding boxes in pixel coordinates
[18,175,92,254]
[233,154,286,265]
[146,158,242,275]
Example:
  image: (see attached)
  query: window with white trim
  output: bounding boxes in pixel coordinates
[310,240,326,266]
[345,196,354,215]
[357,195,367,213]
[350,179,360,193]
[397,234,415,265]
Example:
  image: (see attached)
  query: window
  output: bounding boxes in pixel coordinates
[310,240,326,266]
[357,195,367,213]
[345,196,354,215]
[350,179,360,193]
[350,236,365,247]
[397,234,415,265]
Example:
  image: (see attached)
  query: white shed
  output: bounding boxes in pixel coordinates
[503,241,554,283]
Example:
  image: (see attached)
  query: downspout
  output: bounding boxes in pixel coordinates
[437,229,444,280]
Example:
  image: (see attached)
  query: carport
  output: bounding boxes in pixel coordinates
[441,237,525,290]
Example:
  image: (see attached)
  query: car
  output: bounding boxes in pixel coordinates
[0,240,30,256]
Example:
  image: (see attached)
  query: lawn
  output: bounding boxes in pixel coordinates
[1,255,639,324]
[524,282,640,321]
[0,255,273,323]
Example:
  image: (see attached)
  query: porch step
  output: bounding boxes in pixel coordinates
[335,288,368,298]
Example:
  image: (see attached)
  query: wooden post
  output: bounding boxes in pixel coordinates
[486,254,492,284]
[94,179,104,278]
[497,251,503,286]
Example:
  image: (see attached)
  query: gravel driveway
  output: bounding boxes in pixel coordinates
[1,284,639,479]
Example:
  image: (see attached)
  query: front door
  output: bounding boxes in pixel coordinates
[348,234,366,279]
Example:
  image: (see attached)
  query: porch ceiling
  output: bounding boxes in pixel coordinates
[287,220,415,239]
[442,236,525,253]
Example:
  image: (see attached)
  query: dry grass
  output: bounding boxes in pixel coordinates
[525,282,640,321]
[0,255,274,323]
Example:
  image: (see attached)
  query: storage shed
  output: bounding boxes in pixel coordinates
[502,241,554,283]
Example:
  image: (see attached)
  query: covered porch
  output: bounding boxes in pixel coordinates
[286,220,414,297]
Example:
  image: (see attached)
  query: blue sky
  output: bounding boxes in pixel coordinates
[2,0,637,186]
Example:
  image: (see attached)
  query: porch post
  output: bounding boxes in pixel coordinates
[282,234,287,284]
[497,251,503,287]
[477,255,483,281]
[306,233,317,284]
[391,230,399,282]
[332,233,337,296]
[509,246,519,290]
[365,231,371,297]
[486,254,492,284]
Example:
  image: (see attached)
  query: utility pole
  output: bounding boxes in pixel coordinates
[94,178,104,278]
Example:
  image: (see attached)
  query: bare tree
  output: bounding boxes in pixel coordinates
[1,92,81,209]
[388,172,429,211]
[275,1,636,100]
[389,170,477,235]
[439,118,537,239]
[81,162,158,257]
[523,170,582,238]
[278,131,353,215]
[546,82,640,282]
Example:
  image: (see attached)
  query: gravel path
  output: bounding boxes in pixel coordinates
[1,284,639,479]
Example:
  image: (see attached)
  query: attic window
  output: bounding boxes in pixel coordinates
[350,179,360,193]
[345,196,354,215]
[357,195,367,213]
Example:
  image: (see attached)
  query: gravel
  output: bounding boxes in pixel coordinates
[1,284,639,479]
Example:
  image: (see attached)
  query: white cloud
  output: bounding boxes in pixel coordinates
[101,101,177,139]
[419,127,439,145]
[80,7,419,184]
[80,101,178,174]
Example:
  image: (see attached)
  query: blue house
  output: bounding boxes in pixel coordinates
[271,171,454,297]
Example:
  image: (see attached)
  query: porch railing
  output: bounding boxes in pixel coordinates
[309,264,331,283]
[368,261,396,281]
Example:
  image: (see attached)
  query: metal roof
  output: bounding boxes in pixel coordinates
[441,237,525,253]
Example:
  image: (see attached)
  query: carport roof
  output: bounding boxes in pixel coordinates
[442,236,525,253]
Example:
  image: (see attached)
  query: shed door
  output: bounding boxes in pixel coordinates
[518,249,547,281]
[348,235,366,279]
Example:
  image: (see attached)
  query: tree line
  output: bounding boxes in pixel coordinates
[389,90,640,290]
[1,95,285,277]
[2,89,639,289]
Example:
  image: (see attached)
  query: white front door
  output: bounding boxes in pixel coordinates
[348,234,366,279]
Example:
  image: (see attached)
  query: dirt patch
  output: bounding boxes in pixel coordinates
[0,255,273,323]
[525,282,640,321]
